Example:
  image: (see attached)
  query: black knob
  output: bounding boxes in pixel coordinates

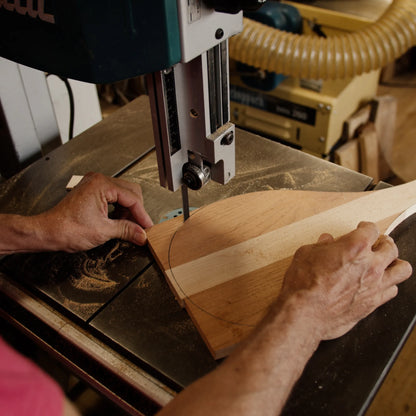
[182,163,211,190]
[221,131,234,146]
[204,0,267,14]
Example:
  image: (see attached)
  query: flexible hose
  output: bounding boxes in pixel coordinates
[229,0,416,80]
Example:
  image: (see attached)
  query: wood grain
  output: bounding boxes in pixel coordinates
[334,139,360,172]
[148,181,416,358]
[371,95,397,180]
[378,71,416,183]
[342,104,372,141]
[358,123,379,182]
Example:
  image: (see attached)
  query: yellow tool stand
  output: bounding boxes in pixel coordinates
[230,1,389,157]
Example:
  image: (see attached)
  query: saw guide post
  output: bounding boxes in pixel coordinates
[147,180,416,359]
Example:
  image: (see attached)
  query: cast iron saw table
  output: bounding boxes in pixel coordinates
[0,96,415,415]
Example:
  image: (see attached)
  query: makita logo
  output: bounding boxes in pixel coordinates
[0,0,55,24]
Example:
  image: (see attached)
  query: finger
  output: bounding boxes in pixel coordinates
[383,259,413,286]
[84,173,153,228]
[356,222,380,245]
[339,222,380,260]
[372,234,395,252]
[353,285,398,324]
[129,202,154,228]
[82,173,144,203]
[317,233,334,244]
[372,235,399,267]
[379,285,399,306]
[112,187,153,228]
[109,219,148,246]
[110,177,144,201]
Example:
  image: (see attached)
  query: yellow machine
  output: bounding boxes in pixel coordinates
[230,1,390,158]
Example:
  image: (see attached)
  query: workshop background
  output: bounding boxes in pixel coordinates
[98,49,416,186]
[58,42,416,416]
[84,27,416,416]
[1,0,416,415]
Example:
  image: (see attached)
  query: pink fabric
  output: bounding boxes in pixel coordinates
[0,337,63,416]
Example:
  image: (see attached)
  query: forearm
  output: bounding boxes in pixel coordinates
[0,213,57,254]
[158,294,320,416]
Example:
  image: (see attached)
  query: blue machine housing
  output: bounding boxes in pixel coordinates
[0,0,182,83]
[239,3,302,91]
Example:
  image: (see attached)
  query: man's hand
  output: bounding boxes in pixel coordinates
[156,221,412,416]
[39,173,153,252]
[280,221,412,340]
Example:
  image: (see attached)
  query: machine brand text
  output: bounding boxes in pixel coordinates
[230,86,266,109]
[0,0,55,24]
[230,85,316,126]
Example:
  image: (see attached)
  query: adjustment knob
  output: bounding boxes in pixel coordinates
[182,163,211,190]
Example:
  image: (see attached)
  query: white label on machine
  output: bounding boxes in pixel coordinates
[187,0,201,23]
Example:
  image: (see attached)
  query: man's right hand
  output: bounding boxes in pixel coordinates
[280,221,412,340]
[156,221,412,416]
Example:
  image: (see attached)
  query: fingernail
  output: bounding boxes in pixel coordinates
[134,229,147,246]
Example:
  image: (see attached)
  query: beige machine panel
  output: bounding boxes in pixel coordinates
[230,70,380,156]
[230,1,384,157]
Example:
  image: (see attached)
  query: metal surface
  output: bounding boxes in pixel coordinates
[181,184,190,221]
[146,45,235,192]
[0,97,156,322]
[89,264,217,390]
[0,97,155,216]
[145,2,242,194]
[124,126,373,226]
[1,241,152,322]
[0,95,387,414]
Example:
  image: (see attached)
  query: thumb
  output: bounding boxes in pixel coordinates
[111,219,148,246]
[318,233,334,244]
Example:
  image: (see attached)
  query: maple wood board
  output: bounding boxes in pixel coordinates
[147,181,416,359]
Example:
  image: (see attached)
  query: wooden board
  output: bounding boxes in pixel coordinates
[147,181,416,359]
[358,123,379,182]
[370,95,397,181]
[341,104,372,141]
[334,139,360,172]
